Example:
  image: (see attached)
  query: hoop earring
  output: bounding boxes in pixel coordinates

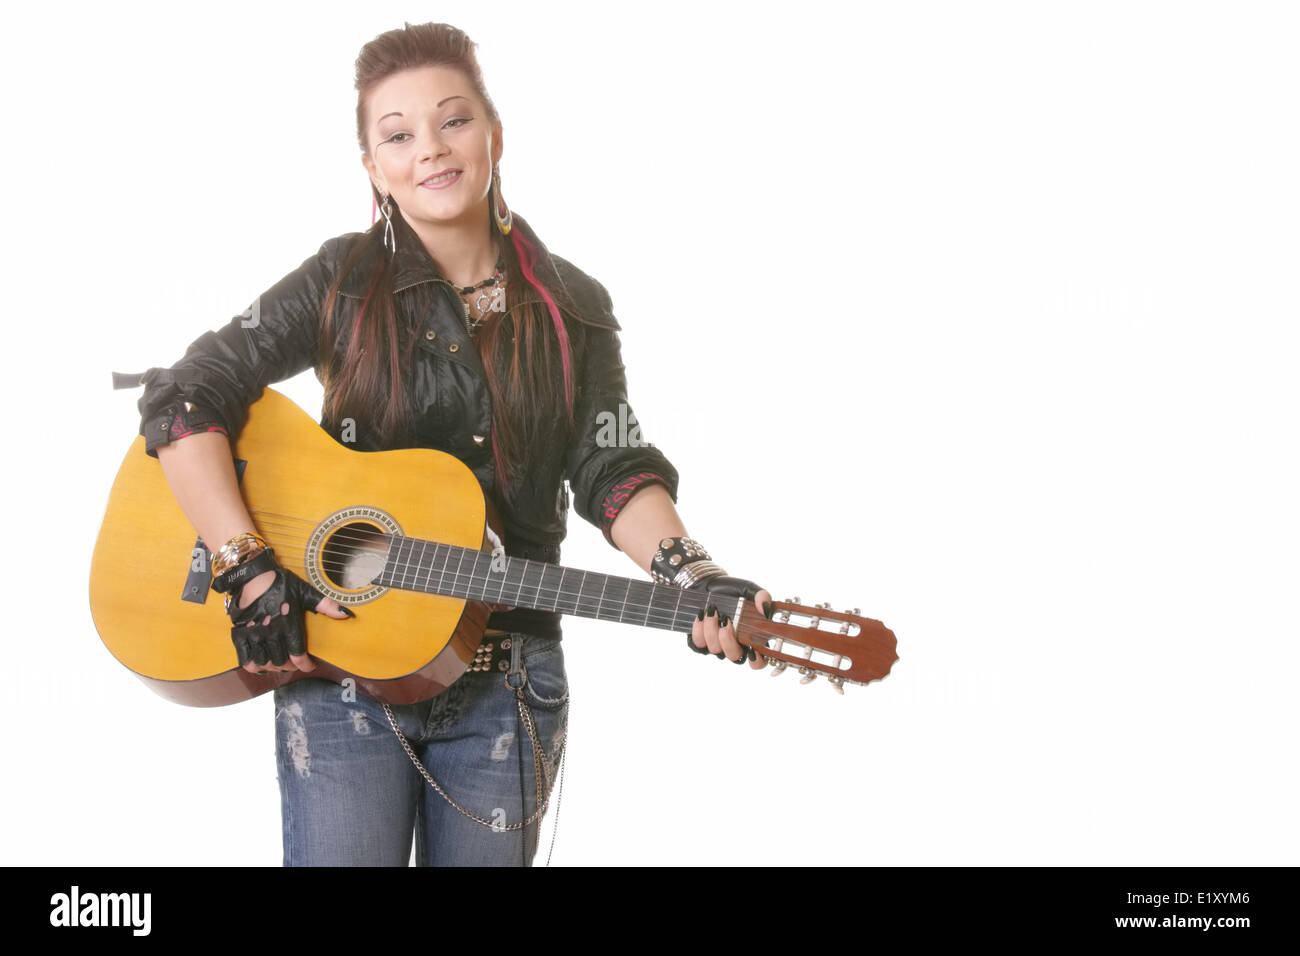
[491,166,512,236]
[380,192,396,253]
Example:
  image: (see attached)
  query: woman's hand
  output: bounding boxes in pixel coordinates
[689,584,773,670]
[231,567,354,674]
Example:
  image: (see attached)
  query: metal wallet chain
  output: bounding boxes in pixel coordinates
[380,677,568,838]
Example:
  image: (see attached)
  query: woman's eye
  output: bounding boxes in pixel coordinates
[383,119,468,144]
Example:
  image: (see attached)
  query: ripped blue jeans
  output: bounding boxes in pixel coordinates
[272,632,568,866]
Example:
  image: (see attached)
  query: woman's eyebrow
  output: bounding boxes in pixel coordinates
[377,96,469,124]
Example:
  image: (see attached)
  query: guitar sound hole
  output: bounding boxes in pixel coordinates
[320,521,389,590]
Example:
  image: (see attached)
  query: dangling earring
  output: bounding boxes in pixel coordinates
[491,165,512,236]
[380,192,396,253]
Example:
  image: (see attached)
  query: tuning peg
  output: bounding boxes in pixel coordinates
[828,676,845,695]
[796,641,816,683]
[830,618,850,680]
[770,660,788,677]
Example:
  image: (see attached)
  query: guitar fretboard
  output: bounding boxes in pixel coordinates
[373,535,719,632]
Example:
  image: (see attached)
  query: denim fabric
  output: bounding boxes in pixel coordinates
[272,632,568,866]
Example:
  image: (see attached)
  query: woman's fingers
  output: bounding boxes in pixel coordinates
[703,607,724,656]
[316,595,355,619]
[749,590,772,669]
[690,609,708,652]
[688,589,774,668]
[715,608,744,662]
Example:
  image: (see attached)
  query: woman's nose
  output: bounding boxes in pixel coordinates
[417,126,449,161]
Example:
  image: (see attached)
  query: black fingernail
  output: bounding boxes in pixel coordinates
[341,606,356,618]
[696,608,704,622]
[707,606,717,618]
[714,651,725,660]
[718,613,729,628]
[763,600,773,619]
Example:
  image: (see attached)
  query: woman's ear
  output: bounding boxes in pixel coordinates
[360,152,386,196]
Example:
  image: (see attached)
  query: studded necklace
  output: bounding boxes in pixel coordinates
[453,253,507,336]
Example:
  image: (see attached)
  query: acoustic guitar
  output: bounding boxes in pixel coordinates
[89,388,898,706]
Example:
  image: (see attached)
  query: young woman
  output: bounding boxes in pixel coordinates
[139,21,771,866]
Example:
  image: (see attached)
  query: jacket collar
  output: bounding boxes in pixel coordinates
[337,208,617,328]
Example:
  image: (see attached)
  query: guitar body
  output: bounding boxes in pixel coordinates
[90,388,495,707]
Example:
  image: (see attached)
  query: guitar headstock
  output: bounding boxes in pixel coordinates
[736,597,898,694]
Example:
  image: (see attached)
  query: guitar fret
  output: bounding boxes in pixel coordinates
[573,570,590,618]
[403,537,420,591]
[383,535,401,589]
[467,549,483,601]
[377,540,712,636]
[412,539,430,593]
[434,544,450,596]
[456,547,471,597]
[419,541,440,595]
[519,560,541,610]
[390,536,411,590]
[495,555,509,603]
[475,549,491,601]
[461,548,476,599]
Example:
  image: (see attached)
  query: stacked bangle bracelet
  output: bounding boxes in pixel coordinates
[650,535,727,588]
[211,531,269,577]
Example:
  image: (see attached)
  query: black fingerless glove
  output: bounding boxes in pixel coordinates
[226,564,329,668]
[685,574,769,665]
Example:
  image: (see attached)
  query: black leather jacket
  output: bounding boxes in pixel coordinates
[135,210,679,638]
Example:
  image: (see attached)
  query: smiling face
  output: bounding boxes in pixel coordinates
[361,65,502,235]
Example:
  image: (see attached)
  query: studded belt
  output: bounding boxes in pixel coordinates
[466,634,516,675]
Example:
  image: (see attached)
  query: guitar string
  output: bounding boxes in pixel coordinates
[246,552,839,669]
[230,510,839,655]
[247,523,709,615]
[237,513,743,623]
[288,558,841,668]
[230,522,718,627]
[242,509,705,613]
[240,508,811,631]
[236,535,778,635]
[273,555,720,633]
[235,554,845,679]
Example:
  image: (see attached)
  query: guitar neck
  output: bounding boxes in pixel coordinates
[373,535,714,631]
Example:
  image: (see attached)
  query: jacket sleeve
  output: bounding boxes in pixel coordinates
[564,280,680,546]
[137,236,346,457]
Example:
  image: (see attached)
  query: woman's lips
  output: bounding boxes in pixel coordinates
[419,170,462,189]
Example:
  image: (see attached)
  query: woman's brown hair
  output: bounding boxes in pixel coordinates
[317,22,576,505]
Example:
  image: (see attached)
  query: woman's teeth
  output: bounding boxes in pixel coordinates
[421,171,461,186]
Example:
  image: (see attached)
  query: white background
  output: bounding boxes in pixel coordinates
[2,0,1296,866]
